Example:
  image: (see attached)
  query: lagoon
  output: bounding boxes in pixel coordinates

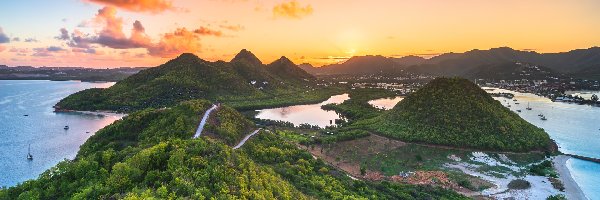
[255,94,349,128]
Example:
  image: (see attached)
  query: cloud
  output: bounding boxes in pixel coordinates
[0,45,6,52]
[56,28,70,40]
[84,0,173,13]
[67,29,93,48]
[273,1,313,19]
[72,47,99,54]
[47,46,66,52]
[13,37,20,42]
[148,28,201,58]
[58,6,209,58]
[93,7,151,48]
[32,46,67,57]
[219,24,244,31]
[64,7,151,49]
[193,26,223,36]
[9,48,29,54]
[0,28,10,43]
[24,38,39,42]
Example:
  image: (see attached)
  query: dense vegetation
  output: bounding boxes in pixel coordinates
[242,132,467,199]
[55,51,341,112]
[363,77,553,152]
[322,88,397,122]
[1,100,466,199]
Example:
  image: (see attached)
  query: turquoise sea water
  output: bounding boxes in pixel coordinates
[0,80,122,187]
[486,88,600,199]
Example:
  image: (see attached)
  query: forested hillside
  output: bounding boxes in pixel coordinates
[0,100,466,199]
[54,50,329,113]
[363,77,553,152]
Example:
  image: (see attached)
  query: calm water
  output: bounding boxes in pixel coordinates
[0,80,123,187]
[255,94,349,128]
[485,87,600,199]
[368,96,404,110]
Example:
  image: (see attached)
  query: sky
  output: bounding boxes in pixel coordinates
[0,0,599,68]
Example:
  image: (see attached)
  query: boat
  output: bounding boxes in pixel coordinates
[538,113,544,117]
[517,110,522,112]
[526,103,532,110]
[27,144,33,160]
[541,116,547,120]
[64,125,69,130]
[23,114,29,116]
[507,105,511,107]
[515,102,520,104]
[513,99,517,101]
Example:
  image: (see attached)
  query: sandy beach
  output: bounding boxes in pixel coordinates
[553,155,588,200]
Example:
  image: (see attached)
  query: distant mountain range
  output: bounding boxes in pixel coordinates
[303,47,600,79]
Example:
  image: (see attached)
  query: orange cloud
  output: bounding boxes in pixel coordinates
[273,1,313,19]
[0,45,6,52]
[148,28,201,58]
[84,0,173,13]
[219,24,244,32]
[193,26,223,37]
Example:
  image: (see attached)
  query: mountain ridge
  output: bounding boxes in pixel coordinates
[305,47,600,77]
[55,50,318,112]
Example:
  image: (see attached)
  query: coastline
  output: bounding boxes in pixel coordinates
[553,155,588,200]
[54,109,127,118]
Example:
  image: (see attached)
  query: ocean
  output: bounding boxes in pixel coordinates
[0,80,123,187]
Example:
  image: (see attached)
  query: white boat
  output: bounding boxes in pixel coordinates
[27,144,33,160]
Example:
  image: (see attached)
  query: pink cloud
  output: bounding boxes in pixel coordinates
[84,0,173,13]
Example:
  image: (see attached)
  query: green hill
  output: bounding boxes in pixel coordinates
[365,77,553,152]
[55,50,326,112]
[1,100,466,199]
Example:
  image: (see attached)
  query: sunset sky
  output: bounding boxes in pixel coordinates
[0,0,599,68]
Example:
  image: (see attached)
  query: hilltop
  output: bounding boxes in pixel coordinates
[54,50,333,112]
[364,77,553,152]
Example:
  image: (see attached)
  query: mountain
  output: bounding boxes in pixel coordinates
[1,100,465,199]
[364,77,553,152]
[55,50,319,112]
[464,62,562,80]
[298,63,320,75]
[393,55,427,66]
[316,55,402,75]
[266,56,314,81]
[308,47,600,78]
[231,49,263,66]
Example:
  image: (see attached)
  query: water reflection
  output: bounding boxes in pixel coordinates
[255,94,349,128]
[368,96,404,110]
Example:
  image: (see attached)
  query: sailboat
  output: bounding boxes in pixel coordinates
[27,144,33,160]
[526,102,532,110]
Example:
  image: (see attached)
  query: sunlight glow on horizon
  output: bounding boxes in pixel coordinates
[0,0,599,68]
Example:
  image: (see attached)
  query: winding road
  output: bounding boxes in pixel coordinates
[233,128,262,149]
[193,104,218,138]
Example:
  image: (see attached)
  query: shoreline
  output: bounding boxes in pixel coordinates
[553,155,588,200]
[54,109,127,118]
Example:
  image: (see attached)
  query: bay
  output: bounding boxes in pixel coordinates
[0,80,123,187]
